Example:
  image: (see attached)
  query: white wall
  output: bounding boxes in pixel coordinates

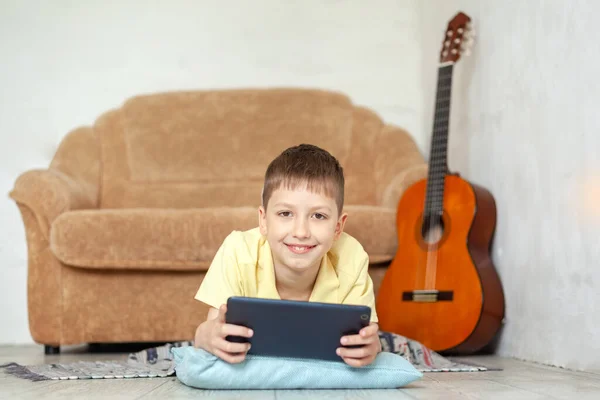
[419,0,600,372]
[0,1,423,344]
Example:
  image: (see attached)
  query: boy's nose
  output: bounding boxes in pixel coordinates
[293,219,310,238]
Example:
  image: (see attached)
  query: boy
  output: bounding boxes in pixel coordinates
[193,144,381,367]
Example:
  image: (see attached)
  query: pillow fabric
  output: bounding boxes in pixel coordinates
[172,347,422,390]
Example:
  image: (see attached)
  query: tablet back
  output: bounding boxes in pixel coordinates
[225,296,371,361]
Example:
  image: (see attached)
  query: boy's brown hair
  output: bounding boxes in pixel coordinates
[262,144,345,214]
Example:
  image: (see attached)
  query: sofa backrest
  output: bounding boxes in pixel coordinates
[94,88,390,209]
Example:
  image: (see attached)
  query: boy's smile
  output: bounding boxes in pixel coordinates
[258,184,347,279]
[285,244,316,254]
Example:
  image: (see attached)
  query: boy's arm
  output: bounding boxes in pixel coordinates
[194,304,254,364]
[195,232,244,309]
[193,232,254,363]
[338,249,381,367]
[205,307,219,321]
[341,252,379,323]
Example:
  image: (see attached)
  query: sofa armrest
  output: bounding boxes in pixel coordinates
[9,168,98,239]
[374,125,428,208]
[9,169,96,346]
[9,126,100,239]
[8,127,100,345]
[379,164,428,209]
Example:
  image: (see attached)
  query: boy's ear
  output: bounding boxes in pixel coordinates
[334,212,348,240]
[258,206,268,236]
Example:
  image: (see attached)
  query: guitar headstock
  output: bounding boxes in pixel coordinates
[439,12,475,64]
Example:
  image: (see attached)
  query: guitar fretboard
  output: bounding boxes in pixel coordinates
[424,63,453,217]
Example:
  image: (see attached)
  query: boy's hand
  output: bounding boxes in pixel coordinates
[337,322,381,367]
[194,304,254,364]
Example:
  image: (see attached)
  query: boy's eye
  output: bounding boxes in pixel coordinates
[313,213,327,220]
[278,211,292,217]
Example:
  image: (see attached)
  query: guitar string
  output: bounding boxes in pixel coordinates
[423,64,452,291]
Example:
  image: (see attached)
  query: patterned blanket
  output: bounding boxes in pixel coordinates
[1,331,488,381]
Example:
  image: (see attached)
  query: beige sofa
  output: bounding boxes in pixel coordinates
[9,88,427,353]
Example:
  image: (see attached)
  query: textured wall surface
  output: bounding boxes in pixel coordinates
[419,0,600,371]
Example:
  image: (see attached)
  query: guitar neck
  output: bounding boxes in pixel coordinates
[424,63,454,216]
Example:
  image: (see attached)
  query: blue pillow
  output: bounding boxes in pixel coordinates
[172,347,422,390]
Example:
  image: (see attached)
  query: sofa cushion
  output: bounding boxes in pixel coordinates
[96,89,358,209]
[343,205,397,263]
[50,208,258,271]
[50,206,397,271]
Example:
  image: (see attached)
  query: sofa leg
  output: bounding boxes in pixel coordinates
[44,345,60,355]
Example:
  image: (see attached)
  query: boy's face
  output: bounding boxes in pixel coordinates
[258,185,347,275]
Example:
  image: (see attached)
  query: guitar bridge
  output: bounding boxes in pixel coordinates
[402,290,453,302]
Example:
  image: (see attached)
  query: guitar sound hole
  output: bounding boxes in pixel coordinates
[421,215,445,244]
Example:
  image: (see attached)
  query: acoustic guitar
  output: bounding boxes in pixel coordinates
[376,12,505,354]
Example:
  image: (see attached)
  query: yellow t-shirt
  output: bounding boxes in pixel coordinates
[195,227,378,323]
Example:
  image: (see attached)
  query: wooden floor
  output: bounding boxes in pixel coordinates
[1,344,599,399]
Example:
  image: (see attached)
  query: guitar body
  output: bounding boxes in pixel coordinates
[376,12,505,354]
[376,174,505,354]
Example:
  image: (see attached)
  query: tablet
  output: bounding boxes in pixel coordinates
[225,296,371,362]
